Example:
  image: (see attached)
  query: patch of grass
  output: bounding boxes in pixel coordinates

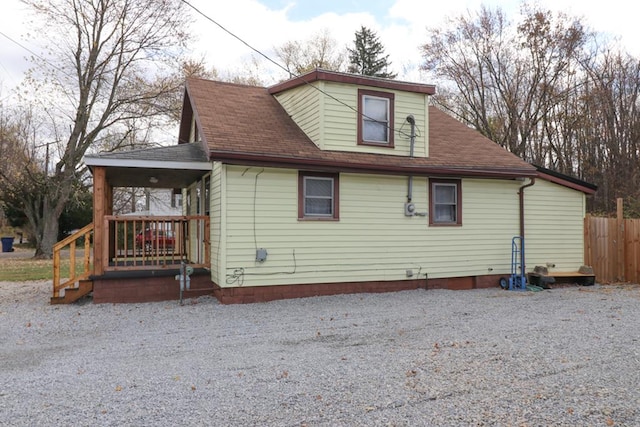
[0,257,90,282]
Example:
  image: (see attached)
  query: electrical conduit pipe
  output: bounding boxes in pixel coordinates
[518,177,536,239]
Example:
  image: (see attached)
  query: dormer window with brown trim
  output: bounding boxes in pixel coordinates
[357,89,394,147]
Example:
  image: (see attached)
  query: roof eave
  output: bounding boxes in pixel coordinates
[537,171,597,195]
[268,69,436,95]
[84,156,212,171]
[209,151,536,179]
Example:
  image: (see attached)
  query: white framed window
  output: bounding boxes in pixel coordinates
[358,89,394,147]
[430,179,462,226]
[298,172,339,220]
[363,96,389,142]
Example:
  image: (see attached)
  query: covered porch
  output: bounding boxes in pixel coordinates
[51,143,213,304]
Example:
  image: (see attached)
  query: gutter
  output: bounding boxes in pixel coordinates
[535,170,597,195]
[209,151,537,180]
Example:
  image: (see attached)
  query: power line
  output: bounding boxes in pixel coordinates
[0,30,66,75]
[0,29,77,110]
[179,0,413,140]
[180,1,288,75]
[4,2,414,141]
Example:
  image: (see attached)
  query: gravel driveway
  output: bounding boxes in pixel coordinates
[1,281,639,426]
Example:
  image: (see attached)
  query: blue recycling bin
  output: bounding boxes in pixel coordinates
[1,237,15,252]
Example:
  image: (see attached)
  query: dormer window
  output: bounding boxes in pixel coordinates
[358,89,394,147]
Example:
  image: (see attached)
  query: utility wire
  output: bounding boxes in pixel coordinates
[3,2,414,140]
[179,0,413,140]
[0,30,79,111]
[180,1,289,75]
[0,30,66,75]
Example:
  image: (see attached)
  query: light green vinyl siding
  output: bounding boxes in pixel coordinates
[322,82,428,157]
[209,162,224,285]
[274,83,322,148]
[219,167,533,288]
[274,81,429,157]
[524,179,586,272]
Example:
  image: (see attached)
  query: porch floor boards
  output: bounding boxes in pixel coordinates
[108,259,185,268]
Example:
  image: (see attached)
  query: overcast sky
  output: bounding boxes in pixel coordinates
[1,0,638,101]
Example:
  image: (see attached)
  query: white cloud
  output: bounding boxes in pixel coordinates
[383,0,487,81]
[0,1,38,96]
[1,0,638,98]
[533,0,640,56]
[190,0,380,81]
[389,0,470,26]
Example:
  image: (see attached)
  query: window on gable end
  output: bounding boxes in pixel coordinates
[429,178,462,226]
[298,172,339,220]
[357,89,394,147]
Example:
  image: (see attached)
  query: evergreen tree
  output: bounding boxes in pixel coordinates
[347,26,397,79]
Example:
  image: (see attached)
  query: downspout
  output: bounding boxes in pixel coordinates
[518,177,536,239]
[406,115,416,203]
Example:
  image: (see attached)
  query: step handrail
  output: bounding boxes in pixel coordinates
[53,223,94,298]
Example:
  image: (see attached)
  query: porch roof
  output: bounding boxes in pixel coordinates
[84,142,211,188]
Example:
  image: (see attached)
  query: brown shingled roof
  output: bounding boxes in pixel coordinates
[268,69,436,96]
[184,77,535,178]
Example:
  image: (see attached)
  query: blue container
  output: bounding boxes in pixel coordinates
[1,237,14,252]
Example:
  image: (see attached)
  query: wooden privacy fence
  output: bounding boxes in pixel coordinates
[584,199,640,283]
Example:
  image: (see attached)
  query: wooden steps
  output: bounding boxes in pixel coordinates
[50,279,93,304]
[51,223,94,305]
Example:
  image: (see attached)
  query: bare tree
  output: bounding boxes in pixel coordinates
[577,49,640,212]
[222,56,269,86]
[0,106,32,192]
[15,0,190,258]
[275,29,347,77]
[421,3,640,213]
[147,57,220,124]
[422,5,588,161]
[0,102,51,243]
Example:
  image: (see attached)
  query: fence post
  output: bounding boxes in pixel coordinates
[616,198,625,281]
[584,215,590,269]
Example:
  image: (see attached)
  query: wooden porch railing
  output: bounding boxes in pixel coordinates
[52,216,209,303]
[52,222,94,299]
[103,215,209,271]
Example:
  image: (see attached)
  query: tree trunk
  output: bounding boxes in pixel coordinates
[30,178,70,259]
[34,213,60,259]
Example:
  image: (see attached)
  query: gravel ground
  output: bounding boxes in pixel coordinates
[1,281,639,426]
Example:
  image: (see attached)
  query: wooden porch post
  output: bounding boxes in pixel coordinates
[584,215,590,269]
[93,167,112,276]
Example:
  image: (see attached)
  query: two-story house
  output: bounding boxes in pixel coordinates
[59,69,595,304]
